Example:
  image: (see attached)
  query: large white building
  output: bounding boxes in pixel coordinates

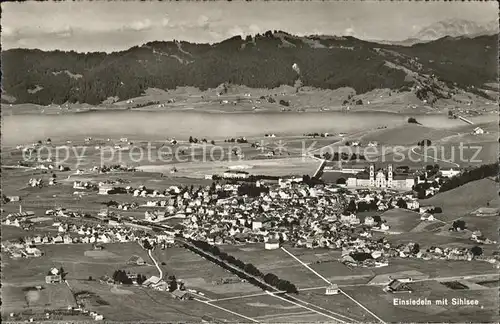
[347,165,415,190]
[223,170,250,179]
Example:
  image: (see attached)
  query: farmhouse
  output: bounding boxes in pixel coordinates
[440,168,461,178]
[127,255,146,266]
[472,207,499,217]
[171,290,193,300]
[383,279,412,293]
[45,268,62,284]
[347,165,415,190]
[98,184,114,195]
[472,127,484,135]
[264,239,280,250]
[325,284,339,295]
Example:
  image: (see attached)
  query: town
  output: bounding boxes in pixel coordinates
[2,146,499,322]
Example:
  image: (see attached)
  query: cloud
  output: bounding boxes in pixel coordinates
[343,27,355,36]
[248,24,261,35]
[52,25,73,38]
[161,17,170,27]
[124,19,152,31]
[197,15,210,29]
[2,26,15,37]
[227,26,244,37]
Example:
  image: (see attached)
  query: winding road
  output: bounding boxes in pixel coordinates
[148,249,163,279]
[410,146,460,168]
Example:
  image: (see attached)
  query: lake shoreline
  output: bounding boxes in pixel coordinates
[2,110,495,146]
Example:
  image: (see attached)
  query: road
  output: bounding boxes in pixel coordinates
[410,146,460,168]
[178,238,280,291]
[179,238,354,323]
[281,247,386,324]
[148,249,163,279]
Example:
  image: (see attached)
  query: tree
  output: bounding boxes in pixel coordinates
[168,275,178,292]
[411,243,420,254]
[417,187,427,199]
[471,246,483,257]
[279,99,290,107]
[88,276,93,281]
[244,263,261,277]
[189,136,194,143]
[372,215,382,224]
[143,240,153,250]
[407,117,419,124]
[59,267,67,280]
[210,140,215,145]
[137,274,146,285]
[346,200,357,213]
[396,198,407,209]
[336,178,346,185]
[452,220,466,231]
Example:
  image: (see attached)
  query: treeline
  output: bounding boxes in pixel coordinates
[212,174,280,181]
[439,163,498,193]
[112,270,147,285]
[237,183,270,197]
[187,240,298,293]
[5,32,495,105]
[318,152,366,161]
[133,100,159,108]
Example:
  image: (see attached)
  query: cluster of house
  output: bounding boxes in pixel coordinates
[99,271,194,300]
[27,178,45,187]
[470,230,497,245]
[415,168,461,197]
[20,222,143,245]
[2,240,43,259]
[73,181,98,190]
[391,242,498,264]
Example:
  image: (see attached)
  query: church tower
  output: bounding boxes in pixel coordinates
[369,164,375,186]
[388,164,393,188]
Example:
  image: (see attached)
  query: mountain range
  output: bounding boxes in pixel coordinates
[371,18,498,46]
[414,18,498,41]
[1,29,497,106]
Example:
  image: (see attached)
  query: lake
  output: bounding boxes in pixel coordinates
[1,110,493,145]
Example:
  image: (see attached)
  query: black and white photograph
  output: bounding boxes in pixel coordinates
[1,1,499,323]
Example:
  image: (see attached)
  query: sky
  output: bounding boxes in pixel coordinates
[1,1,497,53]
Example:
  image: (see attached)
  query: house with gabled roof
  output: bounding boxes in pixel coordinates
[127,255,146,266]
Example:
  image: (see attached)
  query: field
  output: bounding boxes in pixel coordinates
[152,247,261,298]
[353,124,459,146]
[380,209,423,233]
[1,283,76,313]
[422,178,499,222]
[2,243,155,285]
[138,156,320,178]
[66,280,245,322]
[341,284,498,323]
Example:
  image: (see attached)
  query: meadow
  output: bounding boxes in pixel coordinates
[422,178,499,222]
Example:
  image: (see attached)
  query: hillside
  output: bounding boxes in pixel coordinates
[1,31,497,107]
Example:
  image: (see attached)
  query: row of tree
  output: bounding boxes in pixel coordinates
[112,270,147,285]
[439,163,498,193]
[319,152,366,161]
[189,240,298,293]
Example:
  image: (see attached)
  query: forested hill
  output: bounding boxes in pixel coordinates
[1,31,497,105]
